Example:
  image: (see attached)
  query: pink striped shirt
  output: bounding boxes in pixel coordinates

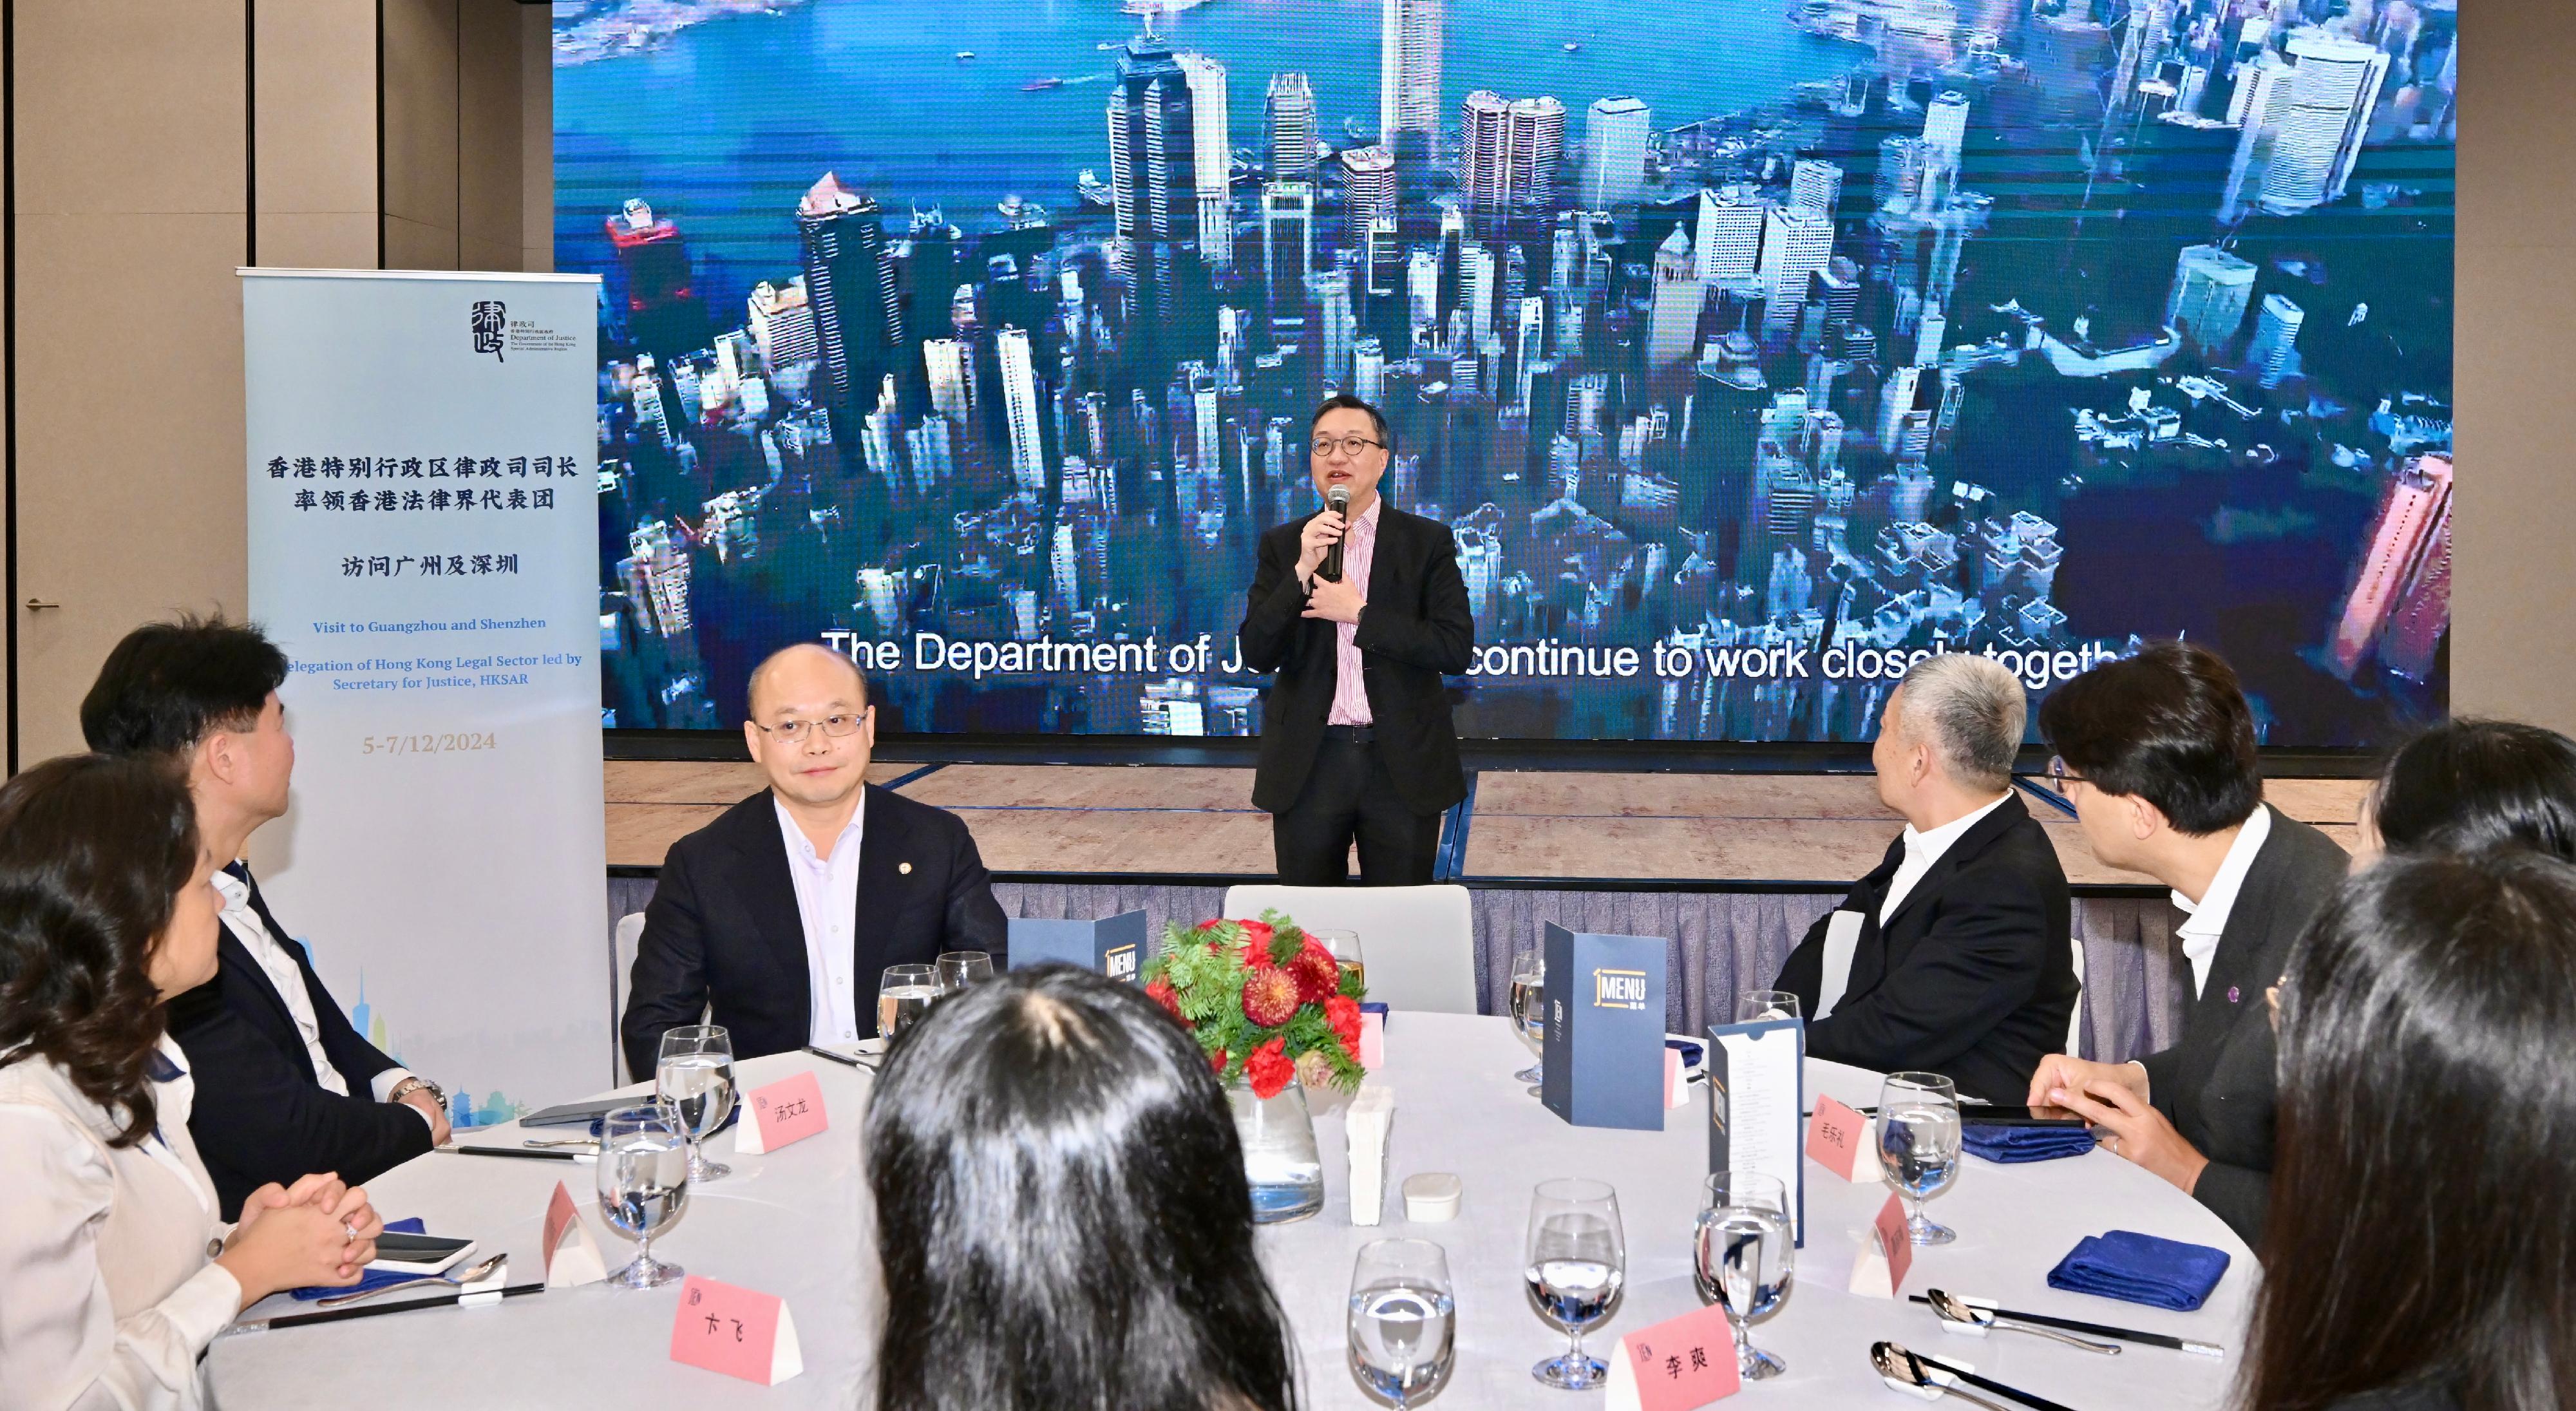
[1326,498,1380,726]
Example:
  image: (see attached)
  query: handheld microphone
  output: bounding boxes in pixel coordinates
[1320,485,1350,582]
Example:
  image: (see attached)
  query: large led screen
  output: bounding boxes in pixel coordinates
[559,0,2455,744]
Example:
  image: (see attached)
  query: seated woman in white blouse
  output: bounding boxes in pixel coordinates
[0,753,387,1411]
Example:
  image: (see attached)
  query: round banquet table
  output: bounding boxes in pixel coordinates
[205,1012,2251,1409]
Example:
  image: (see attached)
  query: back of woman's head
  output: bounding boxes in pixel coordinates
[2247,849,2576,1411]
[2371,719,2576,860]
[0,753,201,1145]
[866,963,1300,1411]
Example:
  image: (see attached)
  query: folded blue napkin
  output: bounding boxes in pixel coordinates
[2046,1229,2231,1311]
[289,1217,427,1302]
[1962,1122,2098,1164]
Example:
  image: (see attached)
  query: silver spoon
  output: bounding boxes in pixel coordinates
[1871,1341,2014,1411]
[1927,1287,2122,1355]
[315,1252,507,1310]
[521,1137,601,1149]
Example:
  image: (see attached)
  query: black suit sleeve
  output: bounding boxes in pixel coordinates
[2191,1161,2269,1248]
[1805,878,2050,1073]
[941,816,1010,960]
[1352,524,1473,674]
[1238,528,1312,674]
[621,844,714,1082]
[167,992,435,1220]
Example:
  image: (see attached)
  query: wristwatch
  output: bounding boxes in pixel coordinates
[387,1075,446,1110]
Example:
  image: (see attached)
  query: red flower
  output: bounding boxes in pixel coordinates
[1208,1048,1229,1075]
[1235,919,1275,948]
[1242,967,1302,1028]
[1245,1037,1294,1099]
[1325,994,1363,1050]
[1144,978,1182,1021]
[1288,942,1341,1006]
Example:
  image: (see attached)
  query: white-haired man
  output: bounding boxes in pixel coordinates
[1772,654,2076,1102]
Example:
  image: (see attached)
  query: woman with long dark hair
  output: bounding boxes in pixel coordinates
[2357,718,2576,867]
[2244,848,2576,1410]
[866,963,1302,1411]
[0,755,384,1410]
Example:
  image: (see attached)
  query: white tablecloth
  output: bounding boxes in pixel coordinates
[206,1014,2251,1408]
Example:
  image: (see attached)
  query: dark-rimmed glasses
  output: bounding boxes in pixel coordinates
[1311,435,1385,460]
[2045,755,2086,794]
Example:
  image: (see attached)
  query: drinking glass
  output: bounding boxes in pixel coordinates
[878,964,940,1040]
[655,1025,735,1183]
[595,1104,689,1289]
[1310,927,1366,992]
[935,950,994,994]
[1509,955,1546,1091]
[1695,1170,1794,1378]
[1736,989,1801,1023]
[1347,1238,1457,1407]
[1879,1071,1963,1245]
[1524,1177,1625,1389]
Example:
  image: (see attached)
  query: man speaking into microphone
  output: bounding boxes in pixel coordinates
[1239,393,1473,885]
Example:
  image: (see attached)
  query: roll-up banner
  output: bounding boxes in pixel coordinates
[242,269,608,1125]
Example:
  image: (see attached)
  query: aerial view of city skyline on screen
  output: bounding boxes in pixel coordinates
[559,0,2454,745]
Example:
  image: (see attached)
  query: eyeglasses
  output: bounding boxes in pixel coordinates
[1311,435,1385,460]
[2045,755,2087,795]
[753,712,866,744]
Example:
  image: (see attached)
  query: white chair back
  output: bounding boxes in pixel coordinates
[612,912,646,1077]
[1217,884,1478,1015]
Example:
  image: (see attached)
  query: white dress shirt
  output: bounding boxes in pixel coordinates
[213,867,423,1121]
[1879,791,2014,926]
[2172,804,2271,999]
[775,795,866,1045]
[0,1036,243,1411]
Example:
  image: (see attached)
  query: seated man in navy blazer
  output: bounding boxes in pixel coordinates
[620,644,1008,1079]
[1773,652,2076,1103]
[83,616,448,1218]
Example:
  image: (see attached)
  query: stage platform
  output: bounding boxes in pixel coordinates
[601,760,2365,1059]
[605,759,2366,892]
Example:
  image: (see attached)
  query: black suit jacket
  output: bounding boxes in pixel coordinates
[1240,502,1473,817]
[2136,806,2347,1249]
[620,785,1009,1080]
[1774,795,2077,1103]
[164,864,433,1219]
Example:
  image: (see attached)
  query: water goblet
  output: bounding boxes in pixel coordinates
[595,1104,689,1289]
[1348,1238,1457,1406]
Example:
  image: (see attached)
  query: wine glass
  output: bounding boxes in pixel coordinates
[936,950,994,994]
[878,964,940,1041]
[1348,1238,1457,1407]
[1524,1177,1625,1390]
[1879,1071,1964,1245]
[1695,1170,1794,1379]
[655,1025,736,1183]
[595,1104,689,1289]
[1736,989,1801,1023]
[1509,956,1546,1092]
[1311,927,1366,991]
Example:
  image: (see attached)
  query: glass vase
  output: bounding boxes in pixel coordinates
[1231,1077,1325,1224]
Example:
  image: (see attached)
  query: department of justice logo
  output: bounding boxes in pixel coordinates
[1592,967,1648,1010]
[470,300,507,361]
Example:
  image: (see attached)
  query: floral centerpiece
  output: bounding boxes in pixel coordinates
[1144,912,1367,1100]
